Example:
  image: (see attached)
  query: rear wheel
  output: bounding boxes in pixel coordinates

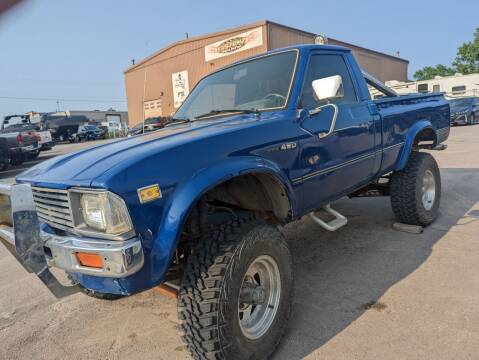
[390,152,441,226]
[0,150,8,172]
[178,217,293,360]
[10,153,24,166]
[27,150,40,160]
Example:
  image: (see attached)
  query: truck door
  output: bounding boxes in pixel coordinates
[298,52,376,212]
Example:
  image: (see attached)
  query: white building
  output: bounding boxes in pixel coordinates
[386,73,479,98]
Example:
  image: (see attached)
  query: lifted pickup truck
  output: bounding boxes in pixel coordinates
[0,127,39,168]
[0,45,449,359]
[1,114,54,152]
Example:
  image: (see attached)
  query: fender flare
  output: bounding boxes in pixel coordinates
[147,156,296,284]
[395,120,436,171]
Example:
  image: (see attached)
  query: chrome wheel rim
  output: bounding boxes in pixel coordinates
[422,169,436,210]
[238,255,281,340]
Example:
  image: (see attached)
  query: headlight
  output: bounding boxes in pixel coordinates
[70,189,133,238]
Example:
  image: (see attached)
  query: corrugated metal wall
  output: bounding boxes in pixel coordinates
[125,21,408,127]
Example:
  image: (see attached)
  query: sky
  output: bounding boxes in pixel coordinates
[0,0,477,119]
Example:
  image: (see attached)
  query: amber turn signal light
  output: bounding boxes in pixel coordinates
[75,252,103,269]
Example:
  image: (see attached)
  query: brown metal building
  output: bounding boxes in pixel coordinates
[124,20,409,126]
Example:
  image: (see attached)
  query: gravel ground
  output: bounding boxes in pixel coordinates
[0,126,478,359]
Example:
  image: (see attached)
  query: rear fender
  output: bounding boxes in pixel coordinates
[395,120,435,171]
[148,157,295,284]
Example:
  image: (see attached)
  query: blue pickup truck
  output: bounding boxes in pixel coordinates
[0,45,449,359]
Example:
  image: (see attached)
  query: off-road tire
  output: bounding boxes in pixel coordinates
[178,217,293,360]
[390,151,441,226]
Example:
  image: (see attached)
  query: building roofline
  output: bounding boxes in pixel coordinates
[265,20,408,64]
[124,20,268,73]
[125,19,408,73]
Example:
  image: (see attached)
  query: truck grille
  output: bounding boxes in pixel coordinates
[32,187,74,230]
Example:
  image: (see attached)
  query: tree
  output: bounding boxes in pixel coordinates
[453,27,479,74]
[414,64,455,81]
[413,27,479,80]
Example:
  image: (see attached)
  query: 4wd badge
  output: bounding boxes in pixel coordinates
[280,142,297,151]
[268,142,297,153]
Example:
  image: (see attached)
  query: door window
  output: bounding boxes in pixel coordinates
[300,54,357,109]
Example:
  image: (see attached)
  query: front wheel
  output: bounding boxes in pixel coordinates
[390,152,441,226]
[178,217,293,360]
[466,113,473,125]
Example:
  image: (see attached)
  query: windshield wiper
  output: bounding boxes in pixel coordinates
[194,109,259,120]
[166,116,190,126]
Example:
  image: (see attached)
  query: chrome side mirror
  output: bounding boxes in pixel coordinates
[312,75,344,102]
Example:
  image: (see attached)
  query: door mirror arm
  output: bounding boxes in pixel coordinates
[308,103,339,138]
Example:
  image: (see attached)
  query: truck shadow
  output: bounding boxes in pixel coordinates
[275,168,479,359]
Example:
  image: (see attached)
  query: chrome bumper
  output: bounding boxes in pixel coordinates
[41,231,143,277]
[0,182,144,298]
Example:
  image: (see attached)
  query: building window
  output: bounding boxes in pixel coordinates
[144,98,163,119]
[451,85,466,95]
[417,83,428,93]
[433,84,440,92]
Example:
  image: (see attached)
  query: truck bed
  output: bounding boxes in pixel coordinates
[374,92,450,175]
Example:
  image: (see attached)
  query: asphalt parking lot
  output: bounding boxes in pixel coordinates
[0,139,117,182]
[0,126,478,360]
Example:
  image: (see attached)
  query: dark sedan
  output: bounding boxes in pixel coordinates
[449,97,479,125]
[69,125,105,142]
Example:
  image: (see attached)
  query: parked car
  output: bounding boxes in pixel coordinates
[1,115,54,151]
[0,128,39,166]
[0,45,450,359]
[144,116,170,130]
[41,113,91,142]
[127,122,158,136]
[448,97,479,125]
[68,125,105,142]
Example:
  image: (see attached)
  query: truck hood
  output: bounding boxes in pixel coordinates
[17,114,259,188]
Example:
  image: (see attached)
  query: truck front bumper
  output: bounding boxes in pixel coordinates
[0,182,144,297]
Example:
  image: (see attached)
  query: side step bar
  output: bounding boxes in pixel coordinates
[309,204,348,231]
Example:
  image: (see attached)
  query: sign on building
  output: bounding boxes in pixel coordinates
[144,98,163,118]
[172,70,189,108]
[204,27,263,62]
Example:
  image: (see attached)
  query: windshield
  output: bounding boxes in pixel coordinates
[3,116,29,128]
[84,125,97,130]
[174,50,297,120]
[450,98,474,109]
